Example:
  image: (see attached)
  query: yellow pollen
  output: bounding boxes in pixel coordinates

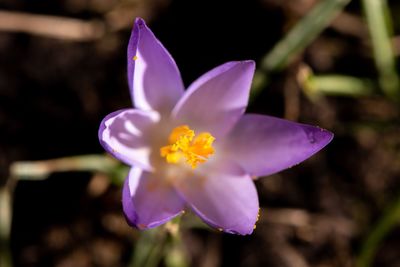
[133,55,138,60]
[160,125,215,169]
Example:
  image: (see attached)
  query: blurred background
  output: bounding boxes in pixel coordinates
[1,0,400,266]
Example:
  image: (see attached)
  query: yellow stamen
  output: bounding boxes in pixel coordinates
[133,55,138,60]
[160,125,215,169]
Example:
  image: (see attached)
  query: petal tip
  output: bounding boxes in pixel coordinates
[229,60,255,71]
[135,17,144,23]
[324,129,334,144]
[313,127,334,147]
[222,226,254,235]
[236,60,255,77]
[134,17,147,29]
[242,59,256,68]
[134,17,148,30]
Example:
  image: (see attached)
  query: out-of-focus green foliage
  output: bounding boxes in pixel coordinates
[362,0,400,101]
[357,194,400,267]
[251,0,351,100]
[0,187,13,267]
[129,218,189,267]
[261,0,351,72]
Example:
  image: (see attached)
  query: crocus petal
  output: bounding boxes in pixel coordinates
[98,109,159,170]
[172,61,255,138]
[221,114,334,177]
[127,18,185,112]
[122,167,185,229]
[175,161,259,235]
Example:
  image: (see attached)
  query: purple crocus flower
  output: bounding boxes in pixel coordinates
[99,18,333,235]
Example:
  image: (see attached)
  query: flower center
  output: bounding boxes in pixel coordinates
[160,125,215,169]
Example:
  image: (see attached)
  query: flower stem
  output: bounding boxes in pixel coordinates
[129,217,189,267]
[129,228,167,267]
[164,218,189,267]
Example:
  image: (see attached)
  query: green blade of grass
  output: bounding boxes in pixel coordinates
[357,194,400,267]
[303,74,375,97]
[251,0,351,101]
[361,0,400,100]
[9,155,119,181]
[261,0,351,73]
[0,185,14,267]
